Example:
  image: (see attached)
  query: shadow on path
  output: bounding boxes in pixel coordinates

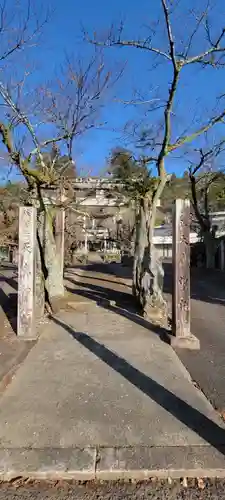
[100,260,225,307]
[66,275,132,306]
[0,276,18,291]
[52,316,225,455]
[68,271,128,287]
[0,265,17,271]
[163,262,225,307]
[0,289,17,334]
[65,276,168,339]
[0,272,18,334]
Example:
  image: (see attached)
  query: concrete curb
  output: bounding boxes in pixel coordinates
[1,446,225,481]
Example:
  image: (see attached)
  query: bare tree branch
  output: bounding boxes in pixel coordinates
[40,53,120,162]
[188,139,225,233]
[156,0,179,178]
[161,0,176,67]
[169,110,225,152]
[84,30,172,61]
[183,6,210,59]
[0,0,50,63]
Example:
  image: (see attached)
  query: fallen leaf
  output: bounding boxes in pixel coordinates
[182,477,188,488]
[197,478,205,489]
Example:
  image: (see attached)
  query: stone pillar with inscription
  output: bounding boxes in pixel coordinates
[17,206,38,339]
[167,199,200,349]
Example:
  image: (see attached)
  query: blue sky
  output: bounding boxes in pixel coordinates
[1,0,225,180]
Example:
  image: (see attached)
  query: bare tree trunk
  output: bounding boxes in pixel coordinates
[132,189,167,324]
[35,207,64,319]
[43,207,64,298]
[132,171,168,323]
[33,186,64,308]
[36,211,45,319]
[132,202,146,298]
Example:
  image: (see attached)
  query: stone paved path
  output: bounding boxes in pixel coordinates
[0,262,225,478]
[0,265,225,459]
[2,294,223,449]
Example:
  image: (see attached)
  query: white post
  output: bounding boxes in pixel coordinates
[17,206,37,339]
[83,215,88,253]
[84,232,88,253]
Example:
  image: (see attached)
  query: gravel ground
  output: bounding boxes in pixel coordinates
[0,479,225,500]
